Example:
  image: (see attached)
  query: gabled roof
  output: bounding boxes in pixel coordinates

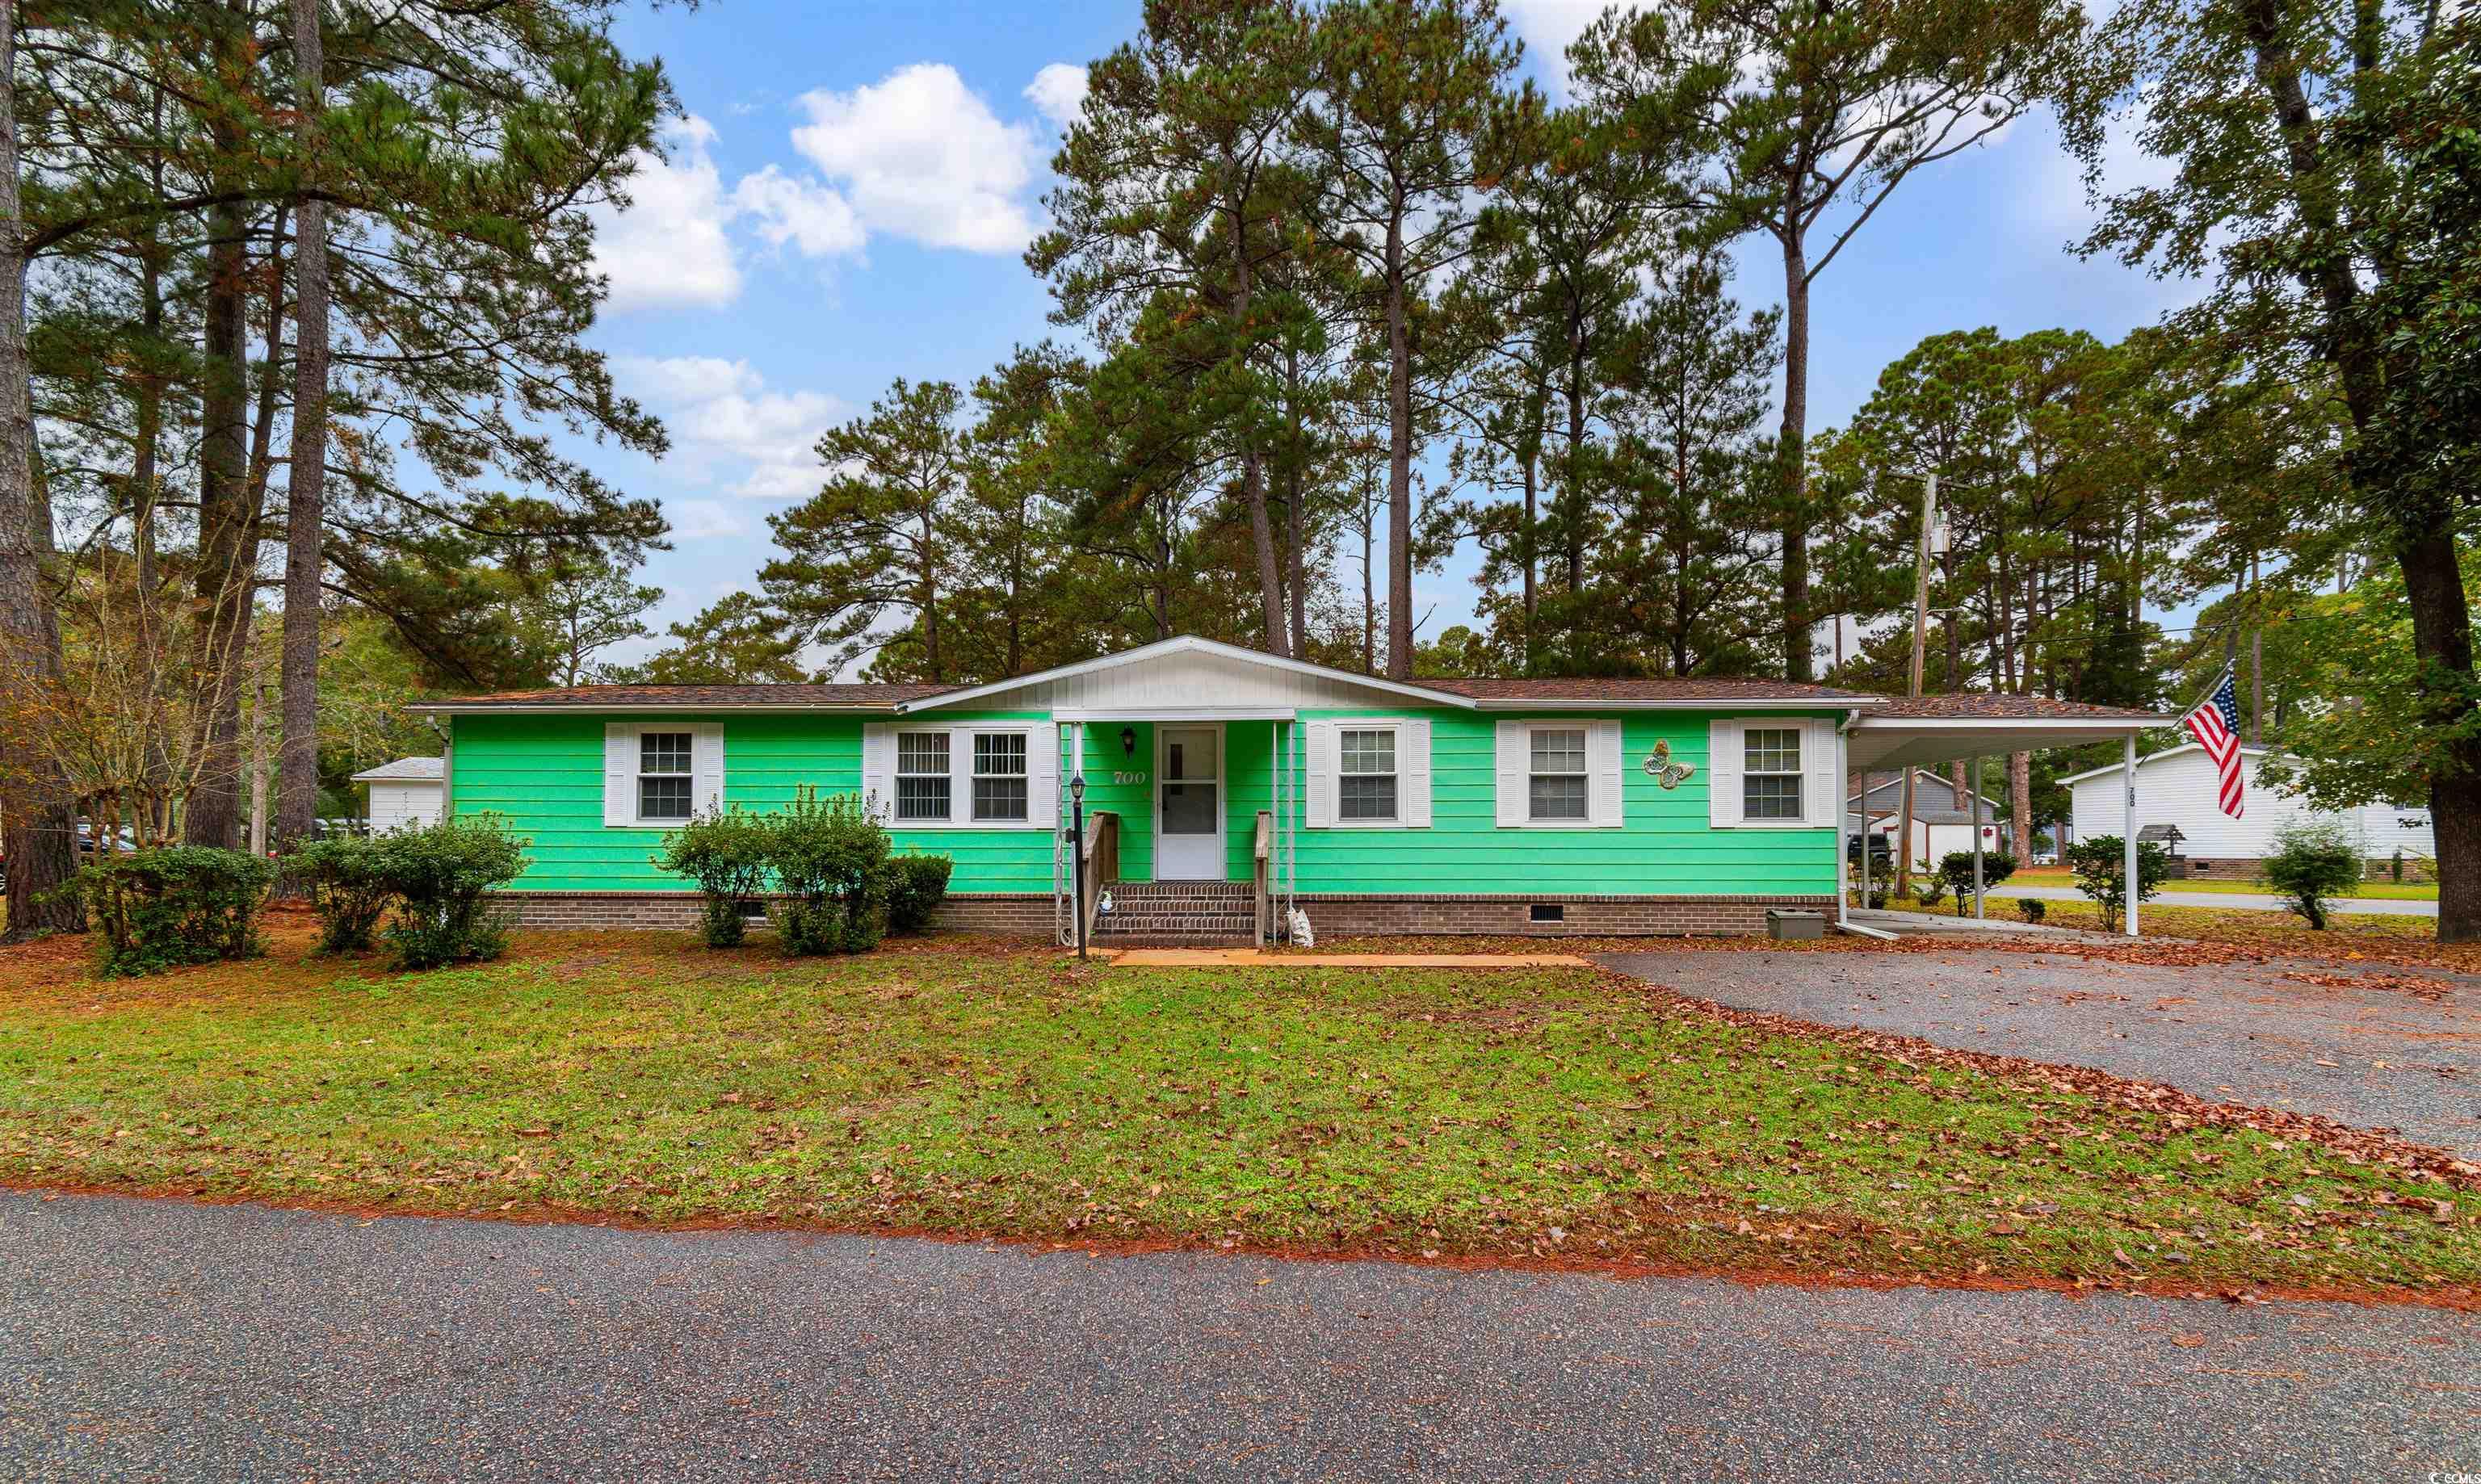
[409,682,951,714]
[351,756,445,782]
[2055,740,2273,786]
[893,635,1482,714]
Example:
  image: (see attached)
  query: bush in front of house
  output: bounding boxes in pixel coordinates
[2017,895,2047,924]
[2064,836,2170,932]
[883,852,954,935]
[2261,820,2363,930]
[293,832,397,954]
[64,846,275,976]
[376,814,530,970]
[766,786,889,955]
[657,807,776,948]
[1935,850,2018,916]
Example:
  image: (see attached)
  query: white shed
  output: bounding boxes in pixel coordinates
[2063,744,2434,866]
[352,756,444,831]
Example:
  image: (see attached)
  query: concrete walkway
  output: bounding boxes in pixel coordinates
[1983,883,2438,918]
[7,1191,2477,1482]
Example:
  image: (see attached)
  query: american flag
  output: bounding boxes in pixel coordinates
[2183,667,2246,818]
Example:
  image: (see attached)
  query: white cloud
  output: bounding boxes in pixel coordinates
[590,116,743,312]
[669,498,753,540]
[618,355,848,501]
[733,166,868,260]
[1500,0,1606,94]
[1025,62,1089,131]
[789,63,1043,253]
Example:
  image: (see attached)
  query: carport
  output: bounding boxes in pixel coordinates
[1837,695,2169,937]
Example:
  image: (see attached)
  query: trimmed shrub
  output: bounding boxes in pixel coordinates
[2017,895,2047,924]
[2065,836,2171,932]
[884,852,954,934]
[1935,850,2018,916]
[657,807,776,948]
[293,832,396,954]
[766,787,888,955]
[2262,820,2362,930]
[65,847,274,977]
[1912,878,1947,910]
[376,815,530,970]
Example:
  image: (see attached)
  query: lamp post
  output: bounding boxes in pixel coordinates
[1069,771,1088,962]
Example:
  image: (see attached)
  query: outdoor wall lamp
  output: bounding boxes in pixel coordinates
[1119,726,1137,759]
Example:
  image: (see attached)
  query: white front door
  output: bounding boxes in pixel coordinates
[1157,724,1225,879]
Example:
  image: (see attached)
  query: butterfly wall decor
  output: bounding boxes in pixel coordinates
[1643,738,1696,790]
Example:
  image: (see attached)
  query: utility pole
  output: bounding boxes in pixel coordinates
[1895,472,1937,896]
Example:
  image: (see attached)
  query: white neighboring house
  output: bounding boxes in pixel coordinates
[2063,744,2434,867]
[352,756,444,831]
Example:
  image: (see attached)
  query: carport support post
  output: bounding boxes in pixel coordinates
[1970,753,1985,920]
[2122,732,2139,937]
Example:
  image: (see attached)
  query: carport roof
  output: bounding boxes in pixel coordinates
[1847,697,2169,772]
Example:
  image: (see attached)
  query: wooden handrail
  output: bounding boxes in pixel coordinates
[1079,811,1118,944]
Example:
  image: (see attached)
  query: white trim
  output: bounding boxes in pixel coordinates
[1728,719,1814,830]
[881,722,1058,831]
[1050,705,1299,722]
[1155,721,1228,878]
[1311,718,1429,830]
[1467,697,1886,711]
[412,702,908,715]
[2054,740,2271,788]
[892,635,1479,714]
[1853,715,2167,735]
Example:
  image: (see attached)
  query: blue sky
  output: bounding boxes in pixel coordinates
[573,0,2198,670]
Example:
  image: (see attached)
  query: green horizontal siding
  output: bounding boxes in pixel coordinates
[449,706,1839,899]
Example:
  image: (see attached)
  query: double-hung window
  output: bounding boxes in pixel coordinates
[1528,727,1589,822]
[895,731,952,822]
[1337,727,1397,823]
[637,732,694,823]
[972,732,1028,822]
[1742,727,1803,820]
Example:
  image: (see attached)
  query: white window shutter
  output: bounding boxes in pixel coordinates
[1401,718,1432,828]
[1304,719,1337,828]
[1495,721,1526,828]
[1589,719,1624,828]
[695,723,725,816]
[950,731,972,824]
[1708,720,1743,828]
[861,723,893,823]
[603,723,635,828]
[1029,723,1059,829]
[1807,719,1838,828]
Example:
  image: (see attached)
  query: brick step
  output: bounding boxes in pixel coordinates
[1106,882,1253,900]
[1090,933,1258,947]
[1096,914,1258,935]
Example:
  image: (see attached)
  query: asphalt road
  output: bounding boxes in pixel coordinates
[1599,946,2481,1157]
[4,1191,2478,1482]
[1984,884,2440,918]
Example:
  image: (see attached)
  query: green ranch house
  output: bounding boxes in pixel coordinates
[411,636,2164,944]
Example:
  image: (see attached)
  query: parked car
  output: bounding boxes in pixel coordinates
[1845,832,1894,872]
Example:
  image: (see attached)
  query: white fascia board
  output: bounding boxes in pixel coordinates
[405,702,905,715]
[893,635,1479,714]
[1052,706,1298,722]
[1467,696,1887,711]
[2052,740,2273,787]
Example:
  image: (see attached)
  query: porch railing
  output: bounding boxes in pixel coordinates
[1253,810,1273,944]
[1074,809,1117,948]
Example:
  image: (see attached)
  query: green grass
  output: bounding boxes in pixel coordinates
[2,931,2473,1291]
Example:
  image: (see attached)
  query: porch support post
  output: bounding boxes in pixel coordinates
[1971,753,1985,920]
[2123,732,2139,938]
[1835,720,1851,929]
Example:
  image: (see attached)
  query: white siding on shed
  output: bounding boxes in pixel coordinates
[2068,745,2436,860]
[367,780,443,831]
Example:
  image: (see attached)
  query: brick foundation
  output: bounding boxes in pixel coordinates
[493,889,1828,938]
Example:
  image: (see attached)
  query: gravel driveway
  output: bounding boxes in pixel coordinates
[5,1191,2477,1482]
[1598,947,2481,1157]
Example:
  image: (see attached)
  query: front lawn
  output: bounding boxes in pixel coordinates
[2007,868,2438,900]
[2,927,2474,1296]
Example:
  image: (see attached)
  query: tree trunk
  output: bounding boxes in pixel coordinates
[1231,205,1287,658]
[184,171,255,849]
[1286,347,1306,657]
[2399,526,2481,941]
[1520,446,1538,670]
[1777,233,1813,682]
[1564,317,1585,593]
[2009,750,2033,866]
[1383,211,1413,680]
[276,0,329,850]
[0,0,83,938]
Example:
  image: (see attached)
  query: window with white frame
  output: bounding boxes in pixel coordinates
[1338,727,1397,822]
[972,732,1028,821]
[896,731,952,821]
[637,731,694,822]
[1528,727,1589,821]
[1742,727,1803,820]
